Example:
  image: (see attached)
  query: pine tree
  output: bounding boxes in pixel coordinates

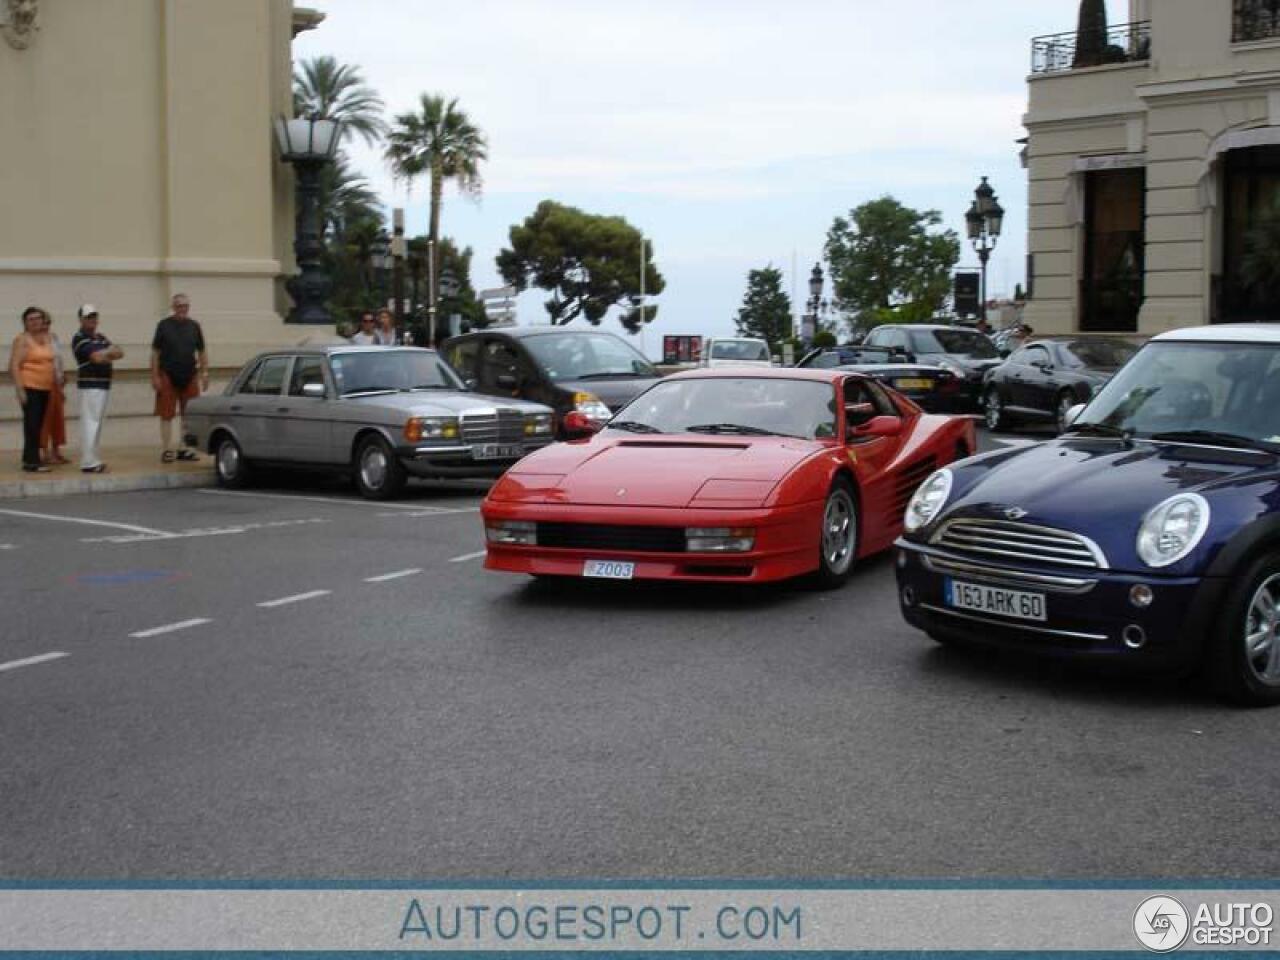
[734,266,793,348]
[1073,0,1109,68]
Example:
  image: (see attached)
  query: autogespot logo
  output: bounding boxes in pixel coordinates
[1133,896,1190,952]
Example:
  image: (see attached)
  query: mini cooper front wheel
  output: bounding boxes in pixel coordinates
[1208,551,1280,706]
[354,435,406,500]
[810,479,858,589]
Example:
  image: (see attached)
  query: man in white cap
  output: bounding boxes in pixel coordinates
[71,305,124,473]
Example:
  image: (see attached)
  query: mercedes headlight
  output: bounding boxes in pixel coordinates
[904,468,953,533]
[1137,493,1210,568]
[524,412,553,436]
[405,416,460,442]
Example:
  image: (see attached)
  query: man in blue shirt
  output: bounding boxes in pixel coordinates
[71,305,124,473]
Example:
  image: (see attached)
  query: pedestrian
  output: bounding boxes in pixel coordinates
[150,292,208,463]
[71,304,124,473]
[350,311,377,345]
[38,311,69,464]
[9,306,55,473]
[373,308,398,345]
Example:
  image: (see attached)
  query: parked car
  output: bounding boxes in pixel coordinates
[184,346,554,500]
[983,336,1139,432]
[796,345,964,412]
[482,368,975,588]
[443,328,662,438]
[702,337,772,368]
[895,323,1280,704]
[862,324,1003,409]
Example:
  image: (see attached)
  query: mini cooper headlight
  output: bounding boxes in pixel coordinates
[1137,493,1210,568]
[524,413,553,436]
[903,468,953,533]
[405,416,460,443]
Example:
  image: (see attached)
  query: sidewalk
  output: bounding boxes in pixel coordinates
[0,446,213,499]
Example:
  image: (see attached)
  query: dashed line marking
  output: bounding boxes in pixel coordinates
[257,589,331,608]
[128,618,212,639]
[364,568,423,583]
[0,651,70,673]
[0,507,172,537]
[0,543,16,551]
[448,550,487,563]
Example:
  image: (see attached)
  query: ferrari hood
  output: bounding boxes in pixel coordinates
[493,435,819,507]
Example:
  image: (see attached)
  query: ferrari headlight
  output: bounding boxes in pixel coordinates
[486,520,536,545]
[903,468,953,533]
[1137,493,1210,568]
[686,527,756,552]
[573,391,612,421]
[524,412,553,436]
[405,416,460,442]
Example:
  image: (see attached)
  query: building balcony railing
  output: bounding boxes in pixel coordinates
[1234,1,1280,42]
[1031,21,1151,75]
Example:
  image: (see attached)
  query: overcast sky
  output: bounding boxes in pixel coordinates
[295,0,1126,355]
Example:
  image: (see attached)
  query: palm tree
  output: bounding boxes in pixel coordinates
[293,55,387,146]
[320,152,380,241]
[384,94,488,340]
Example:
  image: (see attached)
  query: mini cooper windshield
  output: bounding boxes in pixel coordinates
[610,377,837,440]
[330,350,465,396]
[1072,341,1280,452]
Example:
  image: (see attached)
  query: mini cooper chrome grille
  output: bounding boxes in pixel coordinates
[929,518,1107,570]
[460,409,525,444]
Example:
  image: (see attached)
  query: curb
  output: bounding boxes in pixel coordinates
[0,469,213,500]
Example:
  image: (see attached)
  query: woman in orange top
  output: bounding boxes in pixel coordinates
[39,312,68,463]
[10,306,55,472]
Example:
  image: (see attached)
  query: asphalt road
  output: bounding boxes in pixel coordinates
[2,426,1277,881]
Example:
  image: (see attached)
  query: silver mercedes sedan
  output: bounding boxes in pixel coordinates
[184,346,555,499]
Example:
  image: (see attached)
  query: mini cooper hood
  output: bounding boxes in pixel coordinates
[345,391,548,417]
[945,438,1277,533]
[496,436,818,506]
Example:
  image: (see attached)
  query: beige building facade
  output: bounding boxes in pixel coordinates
[1025,0,1280,335]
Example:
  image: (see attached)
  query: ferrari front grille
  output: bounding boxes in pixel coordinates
[536,522,686,553]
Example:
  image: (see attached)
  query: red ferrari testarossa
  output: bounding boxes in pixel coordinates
[481,368,975,587]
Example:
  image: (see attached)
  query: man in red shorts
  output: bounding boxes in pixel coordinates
[150,293,209,463]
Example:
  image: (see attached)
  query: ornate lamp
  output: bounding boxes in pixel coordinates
[275,116,341,324]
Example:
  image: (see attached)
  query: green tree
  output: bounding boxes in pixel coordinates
[385,94,488,326]
[733,266,792,347]
[1073,0,1109,68]
[496,200,665,331]
[406,235,487,343]
[293,55,387,146]
[824,195,959,333]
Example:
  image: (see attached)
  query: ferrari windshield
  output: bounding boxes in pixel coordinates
[523,332,656,381]
[610,377,837,440]
[1075,341,1280,449]
[330,349,464,396]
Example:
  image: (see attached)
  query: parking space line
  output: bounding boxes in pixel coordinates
[448,550,487,563]
[128,618,212,639]
[0,508,172,537]
[0,651,70,674]
[257,590,331,608]
[197,489,472,514]
[364,568,422,583]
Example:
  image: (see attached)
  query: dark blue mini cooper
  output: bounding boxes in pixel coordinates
[895,324,1280,705]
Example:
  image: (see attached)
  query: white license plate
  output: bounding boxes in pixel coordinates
[583,559,635,580]
[471,443,522,460]
[945,578,1045,621]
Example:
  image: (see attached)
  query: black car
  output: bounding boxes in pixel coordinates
[861,324,1002,409]
[796,345,964,412]
[983,336,1139,433]
[442,328,662,438]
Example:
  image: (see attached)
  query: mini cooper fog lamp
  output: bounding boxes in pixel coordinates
[404,416,460,443]
[903,468,954,533]
[1129,584,1154,609]
[524,413,553,436]
[1136,493,1210,568]
[485,520,537,545]
[686,527,755,552]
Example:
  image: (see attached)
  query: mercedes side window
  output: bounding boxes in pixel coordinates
[288,356,326,396]
[251,356,290,396]
[236,359,266,395]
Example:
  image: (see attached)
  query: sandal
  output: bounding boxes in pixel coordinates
[161,450,177,464]
[82,464,108,474]
[176,449,198,462]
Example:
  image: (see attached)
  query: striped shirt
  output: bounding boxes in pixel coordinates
[72,331,113,390]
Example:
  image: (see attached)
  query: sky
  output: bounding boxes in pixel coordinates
[294,0,1129,358]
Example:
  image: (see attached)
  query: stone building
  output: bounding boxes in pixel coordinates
[1024,0,1280,335]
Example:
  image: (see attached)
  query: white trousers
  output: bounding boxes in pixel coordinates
[79,388,110,469]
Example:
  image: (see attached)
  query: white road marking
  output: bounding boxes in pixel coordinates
[0,651,70,673]
[79,517,330,545]
[128,618,212,639]
[257,589,331,608]
[198,489,474,514]
[364,568,423,582]
[448,549,487,563]
[0,543,16,551]
[0,507,172,537]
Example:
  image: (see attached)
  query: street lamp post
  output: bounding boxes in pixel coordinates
[803,262,824,347]
[275,116,341,324]
[965,175,1005,326]
[370,230,391,308]
[392,208,407,339]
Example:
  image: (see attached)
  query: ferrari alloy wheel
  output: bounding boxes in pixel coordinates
[1054,390,1076,433]
[354,435,406,500]
[984,387,1006,431]
[1207,552,1280,706]
[812,480,858,589]
[214,434,252,489]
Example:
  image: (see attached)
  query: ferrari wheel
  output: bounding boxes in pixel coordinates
[984,387,1007,431]
[811,480,858,589]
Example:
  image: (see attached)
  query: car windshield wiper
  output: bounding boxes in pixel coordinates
[1148,430,1278,453]
[575,371,649,380]
[1062,421,1133,444]
[607,420,664,434]
[341,387,398,397]
[686,423,782,437]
